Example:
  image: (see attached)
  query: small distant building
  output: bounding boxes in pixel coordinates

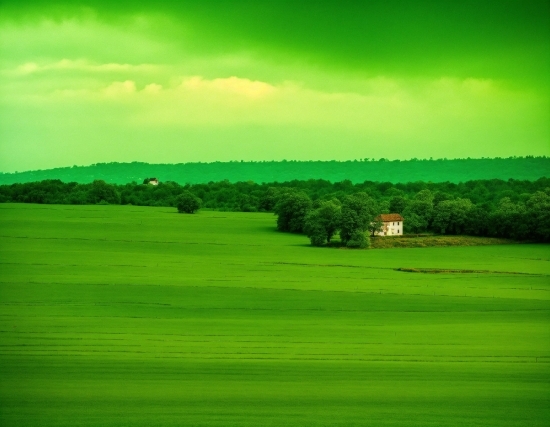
[375,213,404,236]
[148,178,159,186]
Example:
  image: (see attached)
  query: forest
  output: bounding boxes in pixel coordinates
[1,157,549,185]
[1,176,549,242]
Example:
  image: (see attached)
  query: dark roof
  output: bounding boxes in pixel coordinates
[376,213,404,222]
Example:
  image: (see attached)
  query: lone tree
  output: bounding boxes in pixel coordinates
[176,191,202,214]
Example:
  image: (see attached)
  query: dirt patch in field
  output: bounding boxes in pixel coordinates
[395,267,530,275]
[371,235,517,249]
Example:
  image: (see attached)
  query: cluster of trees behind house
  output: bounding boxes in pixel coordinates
[0,177,548,242]
[272,187,550,246]
[275,191,381,248]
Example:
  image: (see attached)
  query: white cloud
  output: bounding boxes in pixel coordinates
[143,83,163,94]
[8,59,159,76]
[102,80,137,96]
[55,74,532,137]
[15,62,40,74]
[1,64,544,148]
[179,76,276,99]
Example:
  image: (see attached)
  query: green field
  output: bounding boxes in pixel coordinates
[0,204,549,426]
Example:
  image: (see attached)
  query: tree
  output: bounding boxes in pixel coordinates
[304,210,327,246]
[87,180,120,205]
[303,200,341,246]
[415,189,434,203]
[339,192,377,246]
[489,197,528,239]
[368,216,384,237]
[403,212,425,234]
[274,191,312,233]
[402,190,434,233]
[389,196,407,214]
[259,187,280,211]
[433,191,452,206]
[431,198,473,234]
[464,206,490,236]
[525,191,550,241]
[377,200,390,214]
[346,229,370,248]
[176,191,202,213]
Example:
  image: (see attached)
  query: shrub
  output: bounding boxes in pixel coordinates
[176,191,202,214]
[346,230,370,248]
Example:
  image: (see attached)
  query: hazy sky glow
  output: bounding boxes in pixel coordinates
[0,1,549,172]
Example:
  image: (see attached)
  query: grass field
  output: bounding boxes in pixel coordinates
[0,203,549,426]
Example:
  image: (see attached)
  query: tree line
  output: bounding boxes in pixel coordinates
[0,177,548,242]
[272,187,550,246]
[1,157,548,186]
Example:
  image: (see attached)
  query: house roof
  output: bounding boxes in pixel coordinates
[376,213,404,222]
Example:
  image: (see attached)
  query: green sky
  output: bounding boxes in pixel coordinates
[0,1,549,172]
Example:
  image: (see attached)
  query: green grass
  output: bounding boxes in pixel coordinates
[0,203,549,426]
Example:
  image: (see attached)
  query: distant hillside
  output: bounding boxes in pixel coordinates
[1,157,548,185]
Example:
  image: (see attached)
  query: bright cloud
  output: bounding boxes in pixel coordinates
[143,83,162,94]
[8,59,158,76]
[102,80,137,96]
[179,76,276,99]
[15,72,541,136]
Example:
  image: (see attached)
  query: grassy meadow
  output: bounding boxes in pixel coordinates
[0,203,549,426]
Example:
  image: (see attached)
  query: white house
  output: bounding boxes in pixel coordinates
[148,178,159,186]
[374,213,404,236]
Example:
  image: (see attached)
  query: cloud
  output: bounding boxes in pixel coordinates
[102,80,136,96]
[4,64,543,134]
[143,83,162,94]
[62,74,536,143]
[8,59,158,76]
[179,76,276,99]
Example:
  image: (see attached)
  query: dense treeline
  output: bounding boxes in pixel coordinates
[1,157,549,185]
[0,176,549,242]
[273,187,550,246]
